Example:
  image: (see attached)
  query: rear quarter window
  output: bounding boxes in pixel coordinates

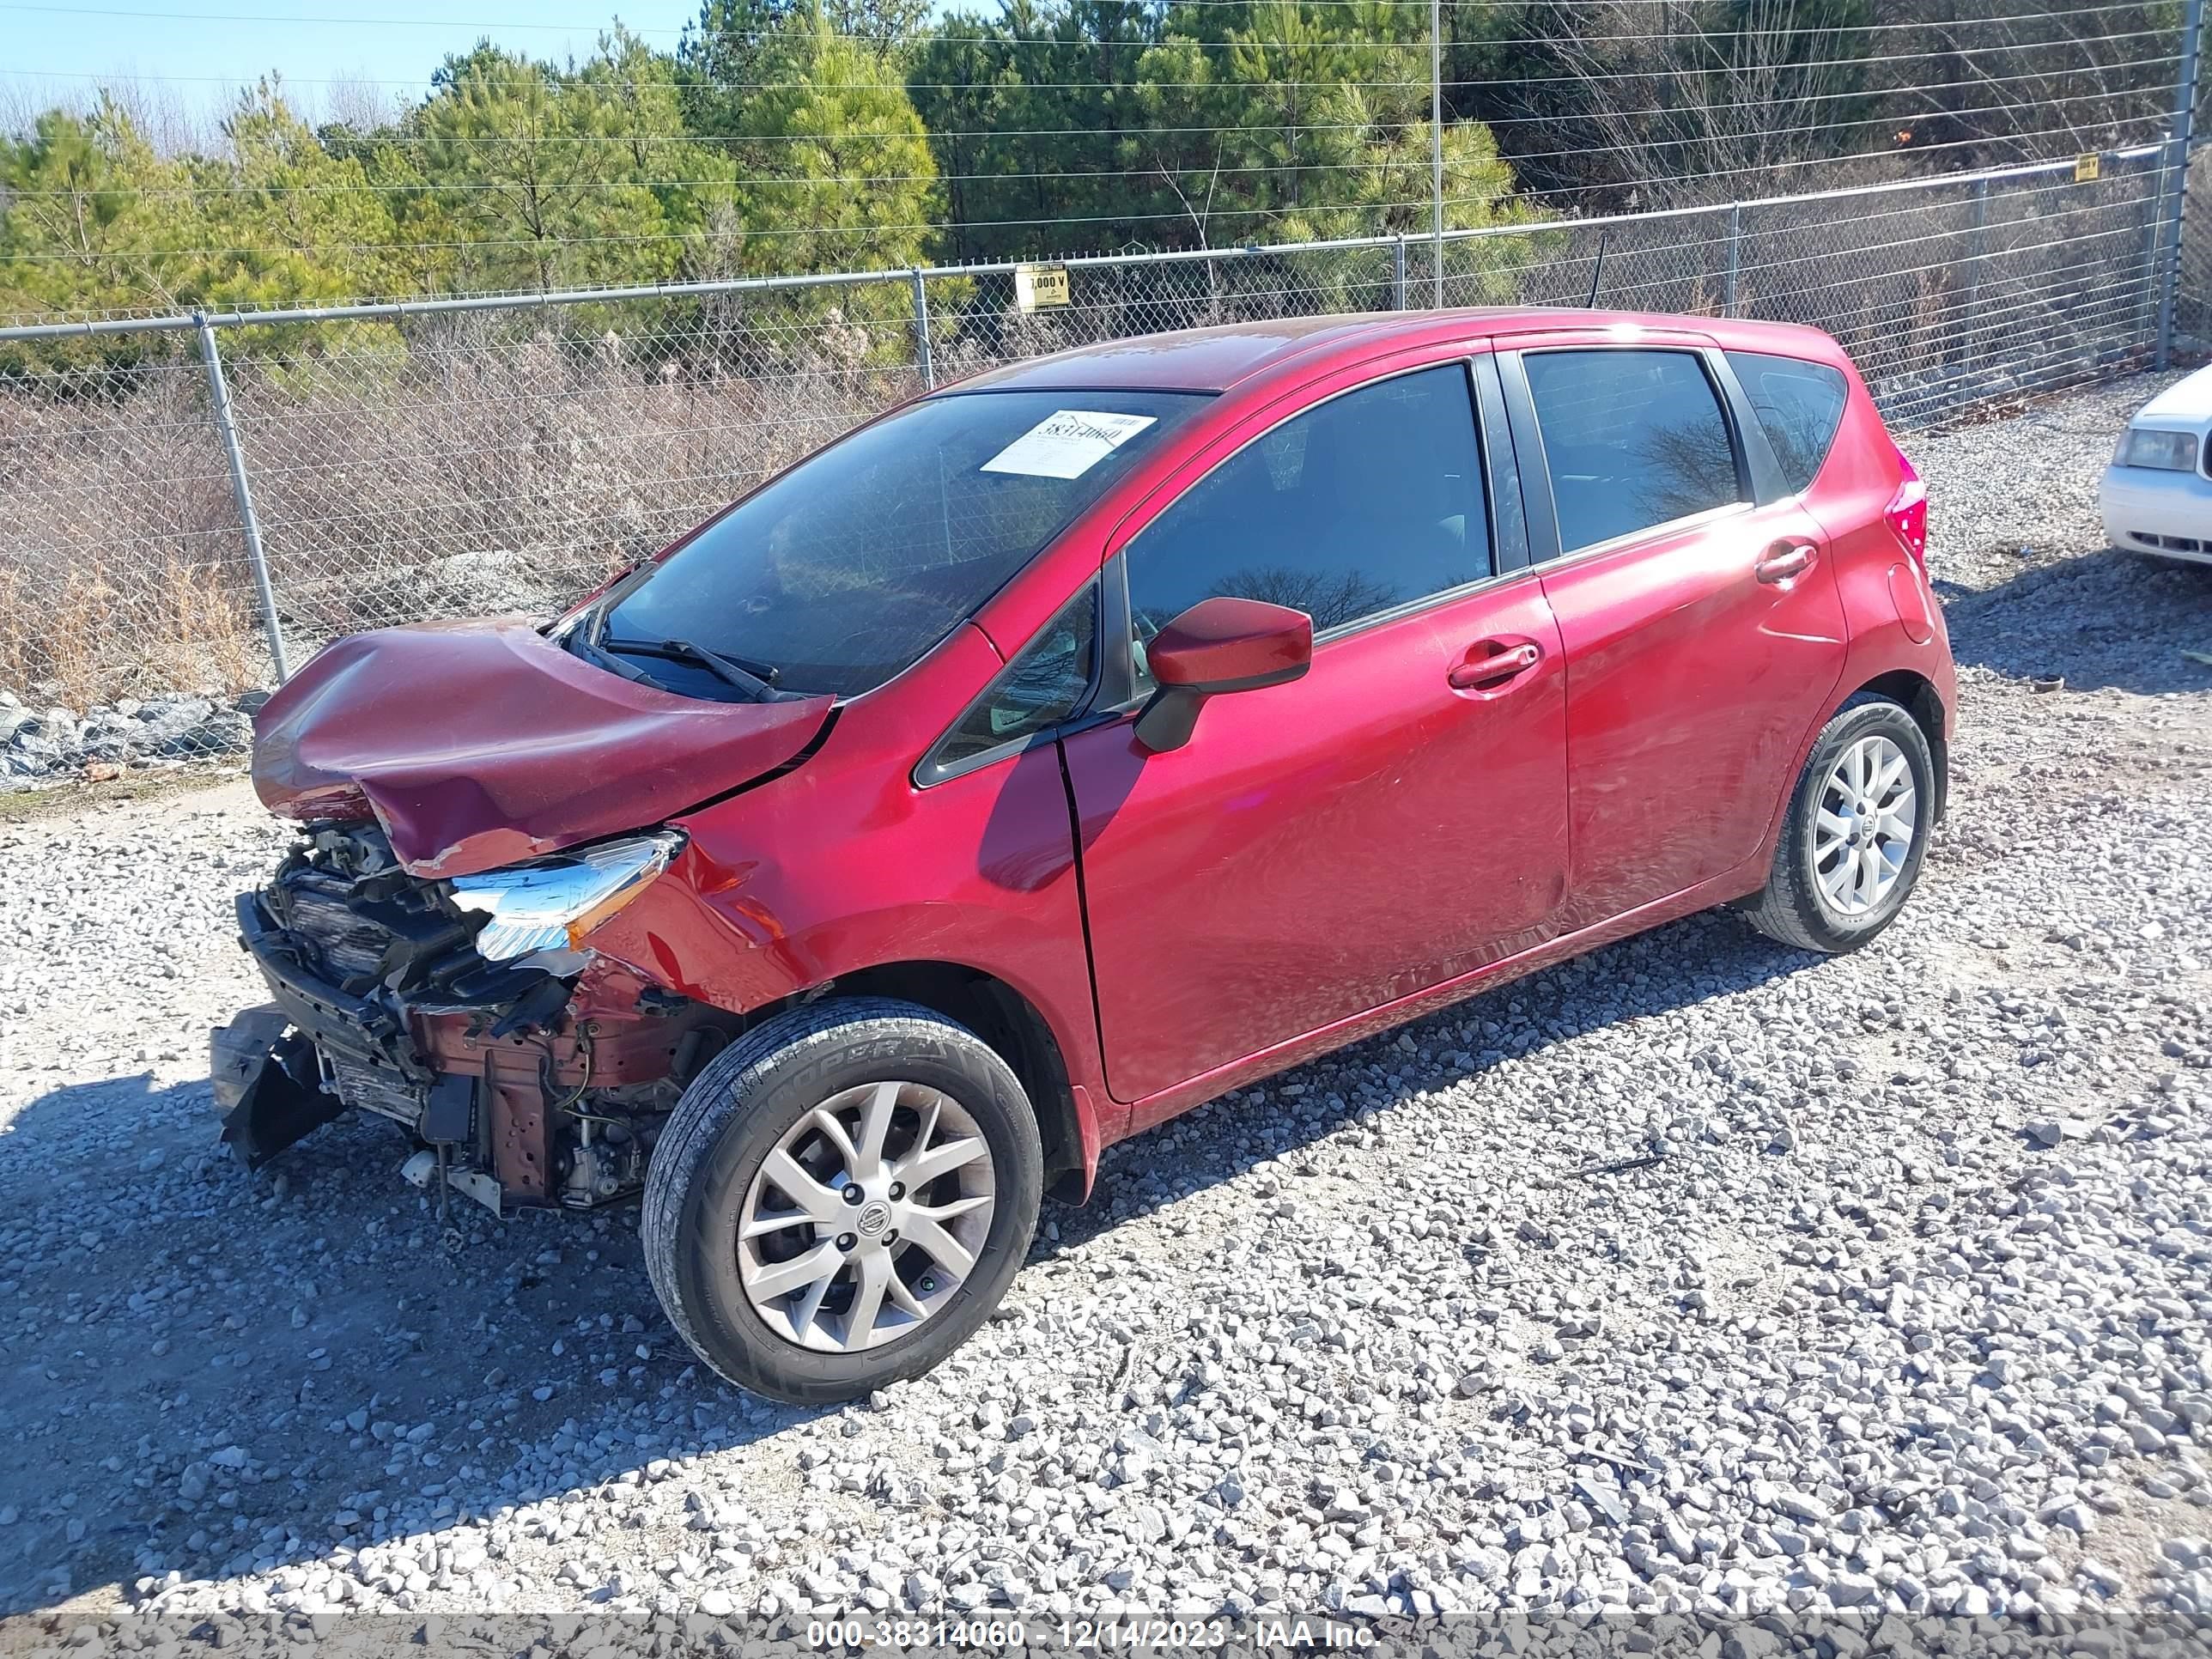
[1728,350,1850,495]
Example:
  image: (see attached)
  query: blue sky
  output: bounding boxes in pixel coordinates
[1,0,702,132]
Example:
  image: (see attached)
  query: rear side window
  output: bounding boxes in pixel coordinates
[1125,364,1492,644]
[1729,350,1850,495]
[1523,349,1745,553]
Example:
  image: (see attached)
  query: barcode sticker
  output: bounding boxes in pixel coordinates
[981,410,1157,479]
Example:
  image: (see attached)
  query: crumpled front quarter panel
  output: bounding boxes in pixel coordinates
[580,623,1114,1133]
[252,620,833,877]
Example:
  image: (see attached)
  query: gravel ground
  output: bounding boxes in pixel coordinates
[3,373,2211,1645]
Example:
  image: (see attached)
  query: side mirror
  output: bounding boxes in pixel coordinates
[1133,596,1313,753]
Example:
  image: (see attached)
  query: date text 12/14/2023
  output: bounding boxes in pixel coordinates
[804,1618,1380,1650]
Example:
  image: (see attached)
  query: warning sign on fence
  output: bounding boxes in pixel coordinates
[1015,264,1071,311]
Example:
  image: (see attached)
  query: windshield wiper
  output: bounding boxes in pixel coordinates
[602,635,784,699]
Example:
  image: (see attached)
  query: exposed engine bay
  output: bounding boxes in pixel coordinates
[214,821,738,1214]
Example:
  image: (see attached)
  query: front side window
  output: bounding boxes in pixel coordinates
[1123,364,1492,654]
[1728,349,1849,495]
[1523,349,1746,553]
[598,390,1206,700]
[927,581,1099,775]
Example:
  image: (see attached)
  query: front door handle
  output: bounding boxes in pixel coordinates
[1756,542,1819,584]
[1448,641,1541,690]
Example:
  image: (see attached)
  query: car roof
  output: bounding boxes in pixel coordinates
[2133,363,2212,426]
[947,308,1845,396]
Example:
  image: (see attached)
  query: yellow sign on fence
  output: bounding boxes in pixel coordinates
[1015,264,1072,311]
[2075,152,2102,184]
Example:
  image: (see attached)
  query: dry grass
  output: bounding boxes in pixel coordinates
[0,555,261,708]
[0,563,23,691]
[1,359,270,705]
[143,556,260,697]
[34,562,120,710]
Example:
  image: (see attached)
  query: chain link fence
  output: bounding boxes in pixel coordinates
[2173,143,2212,344]
[0,143,2186,707]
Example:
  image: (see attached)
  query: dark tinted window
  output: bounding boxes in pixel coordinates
[929,581,1098,774]
[602,390,1204,699]
[1524,349,1745,552]
[1125,365,1491,649]
[1729,349,1850,495]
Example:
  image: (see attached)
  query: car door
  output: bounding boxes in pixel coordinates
[1057,354,1572,1117]
[1499,335,1849,928]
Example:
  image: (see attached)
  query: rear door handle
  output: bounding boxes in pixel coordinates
[1448,641,1541,690]
[1756,542,1818,583]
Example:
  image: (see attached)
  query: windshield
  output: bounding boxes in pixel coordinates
[596,388,1210,699]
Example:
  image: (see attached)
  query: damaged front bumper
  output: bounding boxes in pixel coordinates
[210,1003,343,1171]
[214,889,528,1213]
[212,823,734,1215]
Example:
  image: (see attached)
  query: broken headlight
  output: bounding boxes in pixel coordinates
[448,831,684,963]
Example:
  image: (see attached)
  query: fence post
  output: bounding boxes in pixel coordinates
[2155,0,2204,368]
[1430,0,1444,307]
[1394,236,1409,310]
[1966,176,1990,372]
[909,269,935,391]
[1723,203,1743,317]
[194,312,290,683]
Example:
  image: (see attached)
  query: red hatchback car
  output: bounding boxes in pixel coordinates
[220,309,1953,1402]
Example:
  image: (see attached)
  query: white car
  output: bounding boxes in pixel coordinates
[2100,366,2212,566]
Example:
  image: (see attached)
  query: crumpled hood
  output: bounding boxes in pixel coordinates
[252,619,834,878]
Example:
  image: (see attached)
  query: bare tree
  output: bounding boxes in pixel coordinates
[1205,564,1401,630]
[1547,0,1881,209]
[1541,0,2176,209]
[88,72,225,157]
[0,78,46,143]
[1887,3,2172,172]
[314,69,403,137]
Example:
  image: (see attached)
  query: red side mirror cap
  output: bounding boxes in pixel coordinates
[1136,597,1313,752]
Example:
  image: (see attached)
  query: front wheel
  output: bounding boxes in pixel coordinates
[1742,694,1935,954]
[641,998,1042,1403]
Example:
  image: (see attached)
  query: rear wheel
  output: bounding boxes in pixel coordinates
[1743,695,1934,954]
[641,998,1042,1403]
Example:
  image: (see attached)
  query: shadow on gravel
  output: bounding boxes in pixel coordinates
[1036,908,1825,1261]
[0,1071,830,1620]
[1942,546,2212,695]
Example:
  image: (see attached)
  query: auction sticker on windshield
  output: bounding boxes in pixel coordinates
[981,410,1158,479]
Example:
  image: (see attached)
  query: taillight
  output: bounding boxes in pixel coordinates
[1885,454,1929,573]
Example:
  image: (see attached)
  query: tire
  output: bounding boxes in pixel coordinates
[1742,694,1936,954]
[641,997,1042,1404]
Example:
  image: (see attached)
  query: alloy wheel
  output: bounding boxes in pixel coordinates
[1814,732,1917,917]
[738,1081,995,1352]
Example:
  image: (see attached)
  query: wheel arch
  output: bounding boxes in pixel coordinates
[1738,662,1951,901]
[765,960,1100,1202]
[1848,668,1948,823]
